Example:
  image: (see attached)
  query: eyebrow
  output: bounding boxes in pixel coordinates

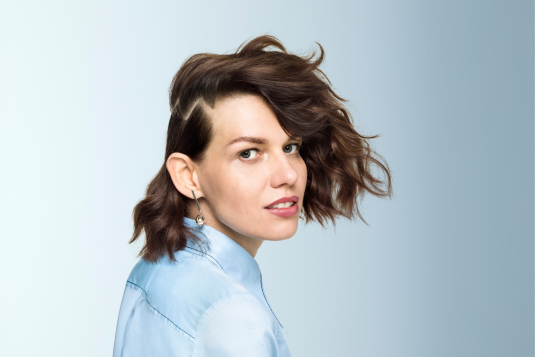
[226,136,268,147]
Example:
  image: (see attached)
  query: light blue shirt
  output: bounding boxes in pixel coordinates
[113,217,291,357]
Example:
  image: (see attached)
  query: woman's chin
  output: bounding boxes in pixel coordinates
[256,219,299,242]
[217,206,302,242]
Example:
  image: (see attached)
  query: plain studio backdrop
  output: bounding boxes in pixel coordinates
[0,0,532,356]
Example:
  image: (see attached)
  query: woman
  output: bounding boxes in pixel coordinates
[113,35,392,357]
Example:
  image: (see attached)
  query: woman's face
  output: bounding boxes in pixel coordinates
[195,94,307,247]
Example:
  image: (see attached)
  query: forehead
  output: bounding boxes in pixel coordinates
[206,94,288,146]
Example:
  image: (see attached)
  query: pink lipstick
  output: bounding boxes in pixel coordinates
[264,195,299,218]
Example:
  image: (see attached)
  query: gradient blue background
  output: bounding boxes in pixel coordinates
[1,1,533,356]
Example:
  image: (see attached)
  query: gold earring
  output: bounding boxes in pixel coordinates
[192,190,205,227]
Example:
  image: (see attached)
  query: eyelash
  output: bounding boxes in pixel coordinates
[239,144,301,160]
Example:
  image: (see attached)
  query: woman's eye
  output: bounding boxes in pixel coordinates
[283,144,300,154]
[240,149,258,159]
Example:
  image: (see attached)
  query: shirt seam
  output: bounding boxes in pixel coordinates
[259,271,284,329]
[126,281,195,342]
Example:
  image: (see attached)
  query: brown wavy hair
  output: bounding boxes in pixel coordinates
[131,35,393,262]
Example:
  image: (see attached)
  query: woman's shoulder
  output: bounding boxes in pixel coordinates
[123,248,252,331]
[127,248,249,299]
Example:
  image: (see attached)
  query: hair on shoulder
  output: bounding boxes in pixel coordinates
[130,35,393,262]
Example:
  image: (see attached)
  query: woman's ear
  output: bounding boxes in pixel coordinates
[166,153,204,199]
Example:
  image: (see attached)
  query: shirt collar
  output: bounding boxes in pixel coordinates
[183,217,283,328]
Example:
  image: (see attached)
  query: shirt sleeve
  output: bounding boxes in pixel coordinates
[192,292,280,357]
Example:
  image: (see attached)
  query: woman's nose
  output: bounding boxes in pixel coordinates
[269,153,298,188]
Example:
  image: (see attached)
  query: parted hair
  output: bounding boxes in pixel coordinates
[131,35,393,262]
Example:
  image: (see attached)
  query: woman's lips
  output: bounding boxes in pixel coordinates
[264,195,299,208]
[264,202,299,217]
